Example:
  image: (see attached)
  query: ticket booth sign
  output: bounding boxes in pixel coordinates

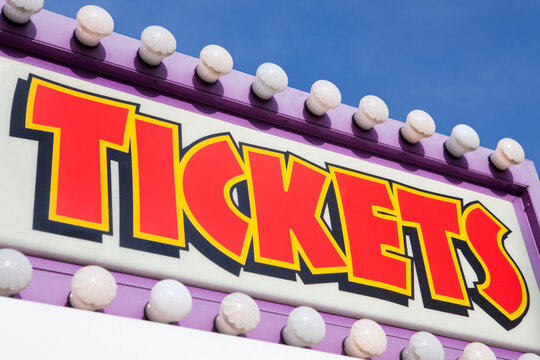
[0,57,538,352]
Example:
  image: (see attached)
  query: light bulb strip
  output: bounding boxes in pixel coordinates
[0,7,532,188]
[8,254,525,358]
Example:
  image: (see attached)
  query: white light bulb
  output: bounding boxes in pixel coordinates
[196,44,234,83]
[215,292,260,335]
[69,265,117,311]
[353,95,389,130]
[445,124,480,158]
[251,62,288,100]
[2,0,43,24]
[490,138,525,171]
[0,248,32,296]
[305,80,341,116]
[401,110,436,144]
[344,319,387,358]
[74,5,114,47]
[145,279,192,323]
[282,306,326,347]
[138,25,177,66]
[401,331,444,360]
[459,342,496,360]
[519,354,540,360]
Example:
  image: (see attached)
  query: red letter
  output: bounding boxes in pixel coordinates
[27,79,132,231]
[330,167,411,295]
[464,203,528,321]
[245,148,347,274]
[180,136,251,263]
[395,185,470,306]
[132,116,184,246]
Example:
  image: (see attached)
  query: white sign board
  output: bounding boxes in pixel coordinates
[0,57,538,351]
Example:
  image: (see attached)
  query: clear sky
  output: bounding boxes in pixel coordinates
[44,0,540,169]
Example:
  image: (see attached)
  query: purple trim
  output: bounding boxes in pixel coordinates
[21,256,524,359]
[513,197,540,289]
[519,169,540,269]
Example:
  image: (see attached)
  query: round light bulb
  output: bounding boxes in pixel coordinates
[69,265,117,311]
[0,248,32,296]
[138,25,177,66]
[305,80,341,116]
[401,331,444,360]
[519,354,540,360]
[145,279,192,323]
[459,342,496,360]
[196,44,233,83]
[445,124,480,158]
[401,110,436,144]
[2,0,43,24]
[251,62,288,100]
[74,5,114,47]
[489,138,525,171]
[282,306,326,347]
[353,95,389,130]
[215,292,260,335]
[344,319,387,358]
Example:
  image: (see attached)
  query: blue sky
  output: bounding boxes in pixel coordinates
[45,0,540,169]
